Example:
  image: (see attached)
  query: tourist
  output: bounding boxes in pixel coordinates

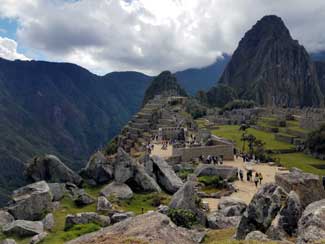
[254,173,259,188]
[239,169,244,181]
[258,172,263,185]
[246,170,250,181]
[219,155,223,165]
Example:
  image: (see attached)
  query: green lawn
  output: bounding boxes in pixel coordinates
[275,153,325,176]
[212,125,295,151]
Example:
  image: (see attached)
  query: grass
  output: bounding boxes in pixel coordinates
[275,153,325,176]
[211,125,295,151]
[203,228,280,244]
[117,193,171,215]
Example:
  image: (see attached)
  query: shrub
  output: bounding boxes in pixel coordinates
[178,169,194,180]
[105,137,118,155]
[206,84,238,108]
[220,99,256,113]
[167,208,197,228]
[198,176,223,187]
[305,124,325,156]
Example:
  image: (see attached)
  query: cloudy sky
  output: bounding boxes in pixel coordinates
[0,0,324,75]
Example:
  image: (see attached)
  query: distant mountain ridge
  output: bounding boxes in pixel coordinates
[175,54,231,95]
[0,58,152,205]
[217,15,324,107]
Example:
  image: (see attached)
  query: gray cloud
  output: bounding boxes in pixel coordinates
[0,0,325,75]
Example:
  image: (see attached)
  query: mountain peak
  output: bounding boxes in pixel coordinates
[142,70,187,105]
[218,15,323,107]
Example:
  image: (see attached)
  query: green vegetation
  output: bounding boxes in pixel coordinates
[305,124,325,156]
[198,176,222,186]
[105,137,118,155]
[206,84,238,107]
[116,193,171,215]
[212,125,294,151]
[178,169,194,180]
[276,153,325,176]
[167,208,197,228]
[221,99,256,113]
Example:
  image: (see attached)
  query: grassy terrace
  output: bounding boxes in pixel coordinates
[206,122,325,176]
[211,125,295,151]
[0,184,172,244]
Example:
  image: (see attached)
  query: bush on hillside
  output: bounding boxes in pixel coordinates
[206,84,238,108]
[186,98,207,119]
[220,99,256,113]
[198,176,223,187]
[167,208,197,228]
[105,137,118,155]
[305,124,325,156]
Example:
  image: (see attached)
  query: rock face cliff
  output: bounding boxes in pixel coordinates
[315,61,325,94]
[142,71,187,106]
[218,15,324,107]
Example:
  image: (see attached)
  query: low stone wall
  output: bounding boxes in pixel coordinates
[172,144,234,161]
[286,128,307,139]
[274,133,294,144]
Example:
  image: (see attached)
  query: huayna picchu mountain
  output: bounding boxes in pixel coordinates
[142,71,187,106]
[218,15,324,107]
[0,58,152,206]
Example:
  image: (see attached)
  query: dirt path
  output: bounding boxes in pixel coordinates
[202,157,288,212]
[150,143,173,159]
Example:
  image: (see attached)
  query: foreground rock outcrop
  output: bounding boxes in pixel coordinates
[146,156,183,193]
[7,181,53,221]
[275,167,325,208]
[25,155,83,186]
[3,220,43,237]
[235,183,287,239]
[194,164,238,180]
[79,151,113,185]
[297,199,325,244]
[67,212,199,244]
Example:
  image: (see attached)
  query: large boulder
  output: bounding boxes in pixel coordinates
[3,220,43,237]
[218,197,247,217]
[25,155,83,186]
[114,148,161,193]
[169,180,206,225]
[96,196,112,214]
[1,239,16,244]
[67,212,199,244]
[30,232,48,244]
[275,167,325,208]
[111,212,135,224]
[194,164,238,180]
[296,199,325,244]
[207,211,241,229]
[48,183,66,201]
[80,151,113,184]
[100,182,133,200]
[42,213,55,231]
[8,181,53,221]
[65,183,95,206]
[149,156,183,193]
[65,212,111,230]
[235,183,287,240]
[0,210,14,227]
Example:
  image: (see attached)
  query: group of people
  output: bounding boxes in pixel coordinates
[238,169,263,187]
[199,154,224,165]
[161,141,169,150]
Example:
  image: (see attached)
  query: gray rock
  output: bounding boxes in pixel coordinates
[30,232,48,244]
[266,215,288,241]
[114,148,135,183]
[218,197,247,217]
[100,182,133,200]
[245,231,270,241]
[0,210,14,227]
[157,205,170,215]
[65,212,111,230]
[111,212,135,224]
[133,164,162,193]
[97,196,112,213]
[8,181,53,221]
[74,192,95,207]
[149,156,183,193]
[66,212,198,244]
[235,183,287,240]
[207,211,241,229]
[3,220,43,237]
[296,199,325,244]
[1,239,16,244]
[25,155,83,186]
[275,167,325,208]
[80,151,113,184]
[42,213,55,231]
[194,164,238,180]
[48,183,66,201]
[169,180,206,225]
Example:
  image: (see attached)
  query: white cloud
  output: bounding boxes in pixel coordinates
[0,36,29,61]
[0,0,325,74]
